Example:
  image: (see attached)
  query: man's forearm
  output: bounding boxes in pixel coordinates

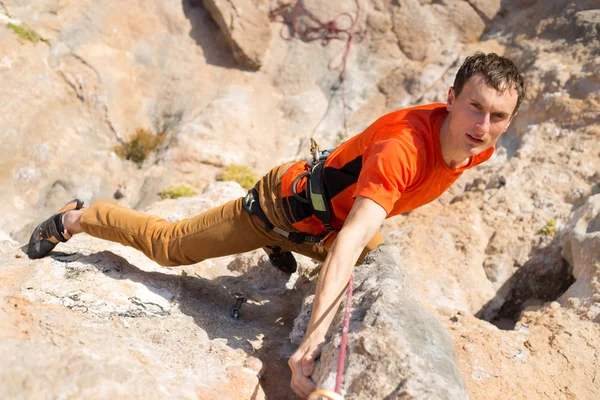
[304,236,360,339]
[304,197,386,340]
[288,197,387,399]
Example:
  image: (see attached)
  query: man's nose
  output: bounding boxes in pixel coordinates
[475,113,490,134]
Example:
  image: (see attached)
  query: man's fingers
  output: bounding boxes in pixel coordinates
[301,355,315,376]
[289,352,317,399]
[291,373,316,399]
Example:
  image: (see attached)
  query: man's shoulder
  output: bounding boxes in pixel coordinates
[370,103,446,135]
[368,103,445,148]
[380,102,446,121]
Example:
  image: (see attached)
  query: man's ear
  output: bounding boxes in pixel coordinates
[446,87,455,111]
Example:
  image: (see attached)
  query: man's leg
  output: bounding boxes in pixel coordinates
[63,198,276,266]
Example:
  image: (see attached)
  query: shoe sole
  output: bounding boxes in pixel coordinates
[27,199,84,259]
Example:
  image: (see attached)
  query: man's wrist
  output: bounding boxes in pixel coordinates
[304,328,327,344]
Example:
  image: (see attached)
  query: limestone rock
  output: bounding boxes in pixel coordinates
[448,306,600,400]
[559,194,600,321]
[294,246,467,399]
[202,0,271,70]
[0,189,314,399]
[382,202,496,314]
[466,0,502,21]
[1,0,600,398]
[391,0,485,62]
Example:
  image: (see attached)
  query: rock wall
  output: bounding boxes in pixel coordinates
[560,194,600,321]
[1,0,599,398]
[0,182,319,399]
[293,246,468,399]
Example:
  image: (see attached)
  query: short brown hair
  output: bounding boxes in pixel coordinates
[453,52,525,115]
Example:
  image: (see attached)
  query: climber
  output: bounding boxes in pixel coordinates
[27,52,525,399]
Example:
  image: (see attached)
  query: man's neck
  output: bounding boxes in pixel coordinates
[440,116,470,169]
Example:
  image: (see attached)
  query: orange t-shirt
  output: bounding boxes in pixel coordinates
[280,103,494,235]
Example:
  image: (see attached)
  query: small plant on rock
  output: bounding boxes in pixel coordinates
[7,23,40,43]
[158,185,197,200]
[217,164,259,189]
[538,219,557,237]
[114,128,164,166]
[335,131,346,146]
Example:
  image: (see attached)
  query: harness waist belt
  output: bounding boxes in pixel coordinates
[242,189,323,244]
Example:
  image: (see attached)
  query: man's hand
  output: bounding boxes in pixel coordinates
[288,335,325,398]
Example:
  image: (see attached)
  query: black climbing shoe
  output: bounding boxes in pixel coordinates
[268,250,297,274]
[27,199,84,259]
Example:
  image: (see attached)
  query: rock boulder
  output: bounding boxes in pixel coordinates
[292,246,467,399]
[201,0,271,70]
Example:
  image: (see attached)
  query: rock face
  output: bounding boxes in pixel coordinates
[1,0,600,398]
[391,0,486,62]
[447,304,600,400]
[201,0,272,70]
[0,182,317,399]
[295,246,467,399]
[559,194,600,321]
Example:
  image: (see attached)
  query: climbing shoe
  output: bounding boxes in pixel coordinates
[27,199,84,259]
[268,249,298,274]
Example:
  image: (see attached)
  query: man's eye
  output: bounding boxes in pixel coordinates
[471,103,481,109]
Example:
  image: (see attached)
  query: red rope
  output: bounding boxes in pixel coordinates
[269,0,364,135]
[335,274,354,394]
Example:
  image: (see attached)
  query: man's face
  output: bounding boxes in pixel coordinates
[445,74,518,160]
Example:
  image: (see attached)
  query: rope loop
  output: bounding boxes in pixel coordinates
[268,1,364,135]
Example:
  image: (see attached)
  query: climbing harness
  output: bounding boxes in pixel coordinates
[308,274,355,400]
[243,138,337,244]
[242,188,323,244]
[292,138,335,231]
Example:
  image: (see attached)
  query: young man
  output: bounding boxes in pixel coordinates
[28,52,524,399]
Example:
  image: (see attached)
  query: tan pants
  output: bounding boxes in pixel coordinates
[80,164,382,267]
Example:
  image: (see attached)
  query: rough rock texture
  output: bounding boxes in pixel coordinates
[201,0,271,70]
[1,0,600,398]
[391,0,485,62]
[559,194,600,321]
[446,304,600,400]
[293,246,467,399]
[0,182,317,399]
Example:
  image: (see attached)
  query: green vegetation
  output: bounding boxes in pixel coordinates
[217,164,259,189]
[114,128,164,166]
[538,219,557,237]
[7,23,40,43]
[335,131,346,146]
[158,185,197,200]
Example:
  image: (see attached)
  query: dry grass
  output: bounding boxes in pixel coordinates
[217,164,258,189]
[114,128,164,166]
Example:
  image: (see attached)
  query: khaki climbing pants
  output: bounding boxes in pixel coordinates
[80,163,382,267]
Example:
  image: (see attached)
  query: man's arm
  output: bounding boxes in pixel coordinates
[288,196,387,399]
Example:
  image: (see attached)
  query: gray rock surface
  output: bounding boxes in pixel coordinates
[559,194,600,321]
[293,246,467,399]
[0,182,318,399]
[1,0,600,398]
[391,0,485,62]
